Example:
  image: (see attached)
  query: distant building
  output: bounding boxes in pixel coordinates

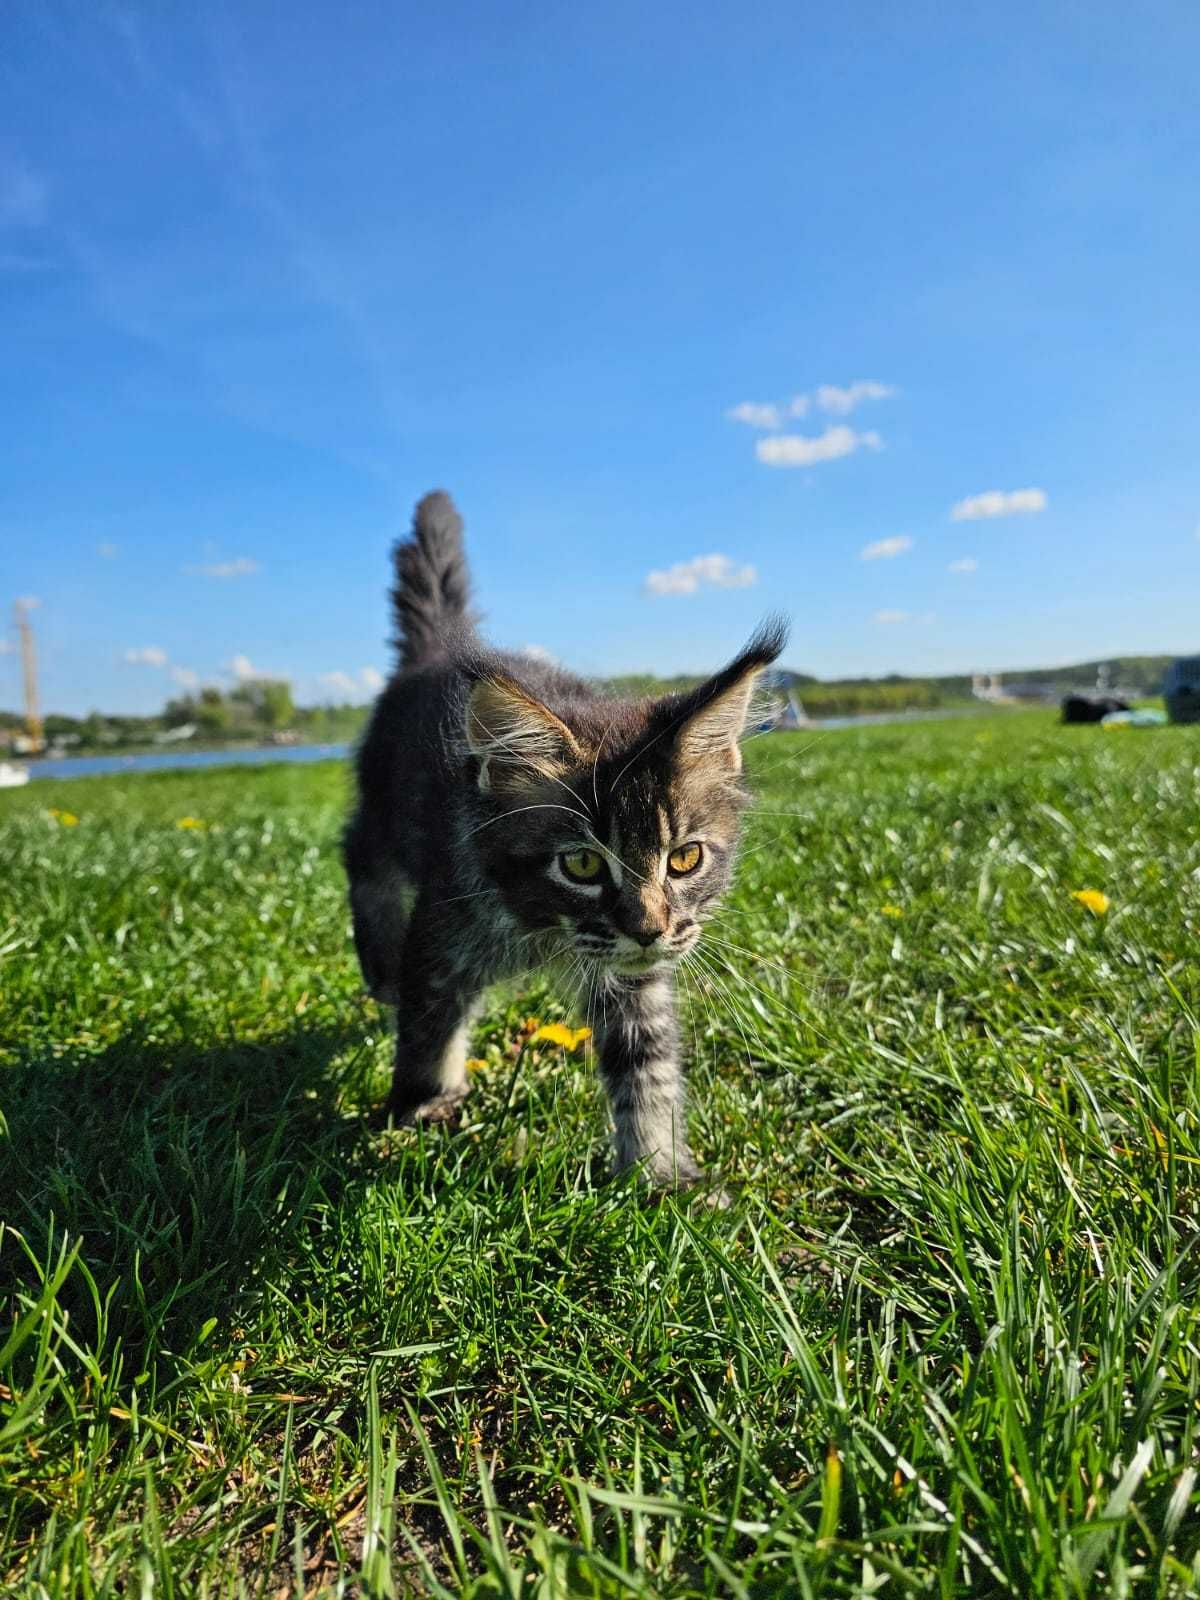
[971,673,1057,705]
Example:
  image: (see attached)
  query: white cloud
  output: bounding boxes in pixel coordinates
[318,669,359,697]
[948,557,978,573]
[729,384,892,432]
[756,426,882,468]
[98,541,119,559]
[229,653,261,681]
[124,646,168,667]
[726,401,782,430]
[873,609,910,625]
[186,557,262,579]
[170,666,199,689]
[860,535,913,562]
[816,380,894,415]
[644,553,758,596]
[950,488,1047,521]
[518,645,556,664]
[0,159,48,228]
[309,666,385,701]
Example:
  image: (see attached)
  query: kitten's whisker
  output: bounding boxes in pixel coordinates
[687,945,761,1071]
[472,723,597,813]
[696,936,820,1041]
[591,715,619,814]
[607,687,723,798]
[432,885,498,906]
[701,920,815,981]
[464,802,593,839]
[678,951,724,1072]
[744,809,816,820]
[755,733,824,769]
[700,926,814,993]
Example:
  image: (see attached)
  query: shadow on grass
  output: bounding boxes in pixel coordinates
[0,1017,386,1363]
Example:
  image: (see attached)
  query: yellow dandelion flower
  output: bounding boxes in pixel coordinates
[881,903,904,919]
[530,1023,592,1051]
[53,810,80,827]
[465,1057,489,1073]
[1072,888,1109,916]
[176,816,206,830]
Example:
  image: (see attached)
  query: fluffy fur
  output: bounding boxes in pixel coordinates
[344,490,787,1187]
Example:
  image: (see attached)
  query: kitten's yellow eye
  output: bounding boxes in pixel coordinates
[667,842,703,876]
[560,848,605,883]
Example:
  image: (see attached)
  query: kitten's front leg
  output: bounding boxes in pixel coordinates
[596,973,702,1188]
[386,895,481,1122]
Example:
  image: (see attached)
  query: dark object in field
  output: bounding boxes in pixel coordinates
[1164,656,1200,724]
[343,490,787,1191]
[1061,694,1130,724]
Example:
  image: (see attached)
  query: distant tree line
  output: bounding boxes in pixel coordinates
[1,654,1180,754]
[163,678,297,737]
[0,682,371,753]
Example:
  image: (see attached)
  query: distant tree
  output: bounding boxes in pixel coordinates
[163,695,198,729]
[232,678,294,730]
[196,687,232,736]
[257,679,294,730]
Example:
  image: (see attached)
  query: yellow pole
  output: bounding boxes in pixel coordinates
[15,600,43,749]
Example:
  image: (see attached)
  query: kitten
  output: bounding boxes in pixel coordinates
[344,491,786,1189]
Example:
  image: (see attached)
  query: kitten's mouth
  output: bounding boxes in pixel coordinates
[611,958,664,975]
[571,932,696,977]
[606,949,678,977]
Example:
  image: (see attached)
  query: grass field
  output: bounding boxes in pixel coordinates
[2,712,1198,1597]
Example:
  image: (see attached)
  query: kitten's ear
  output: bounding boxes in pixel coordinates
[673,618,788,774]
[466,676,581,795]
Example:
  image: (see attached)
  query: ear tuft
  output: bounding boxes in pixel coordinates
[673,618,788,774]
[676,674,759,773]
[466,676,581,795]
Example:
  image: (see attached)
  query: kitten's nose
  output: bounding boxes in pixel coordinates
[628,929,661,948]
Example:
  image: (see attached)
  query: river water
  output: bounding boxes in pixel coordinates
[13,709,973,784]
[21,743,351,782]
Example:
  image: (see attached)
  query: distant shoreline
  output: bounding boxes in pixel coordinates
[9,708,1003,784]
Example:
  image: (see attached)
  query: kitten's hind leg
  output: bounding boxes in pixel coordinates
[349,873,414,1007]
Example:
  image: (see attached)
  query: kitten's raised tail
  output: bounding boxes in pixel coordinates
[390,490,475,668]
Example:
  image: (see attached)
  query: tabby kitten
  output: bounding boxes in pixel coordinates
[344,491,786,1188]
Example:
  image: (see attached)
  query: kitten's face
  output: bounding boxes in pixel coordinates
[479,760,745,977]
[465,651,765,979]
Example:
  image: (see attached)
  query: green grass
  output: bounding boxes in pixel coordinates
[2,712,1198,1597]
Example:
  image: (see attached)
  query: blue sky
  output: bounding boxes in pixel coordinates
[2,1,1199,716]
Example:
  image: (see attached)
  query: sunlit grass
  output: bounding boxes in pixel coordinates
[2,711,1198,1595]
